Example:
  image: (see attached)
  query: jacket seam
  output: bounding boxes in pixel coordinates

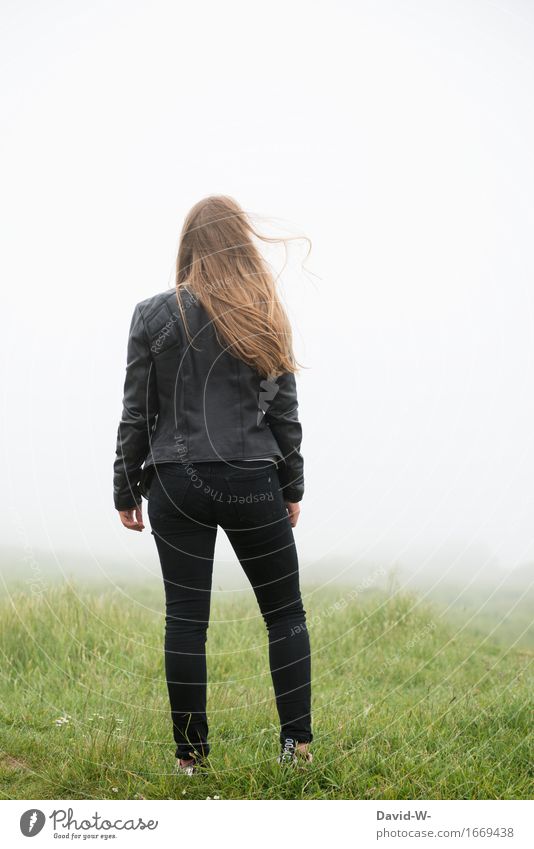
[142,451,284,464]
[135,302,151,345]
[237,358,245,456]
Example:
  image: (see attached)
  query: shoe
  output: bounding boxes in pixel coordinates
[277,738,313,766]
[176,758,196,776]
[175,753,208,776]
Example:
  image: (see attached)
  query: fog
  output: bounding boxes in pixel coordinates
[2,0,534,592]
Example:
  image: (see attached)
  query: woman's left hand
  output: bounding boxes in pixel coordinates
[285,501,301,528]
[118,505,145,532]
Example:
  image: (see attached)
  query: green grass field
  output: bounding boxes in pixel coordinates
[0,581,532,800]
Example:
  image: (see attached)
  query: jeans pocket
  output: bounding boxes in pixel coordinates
[148,465,193,529]
[226,469,280,525]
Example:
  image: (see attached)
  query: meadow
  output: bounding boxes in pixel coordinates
[0,580,532,800]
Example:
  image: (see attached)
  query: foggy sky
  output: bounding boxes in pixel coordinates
[2,0,534,585]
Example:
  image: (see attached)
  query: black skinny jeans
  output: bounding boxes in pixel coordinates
[147,459,312,759]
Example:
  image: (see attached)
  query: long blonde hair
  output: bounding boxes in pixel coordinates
[175,195,305,378]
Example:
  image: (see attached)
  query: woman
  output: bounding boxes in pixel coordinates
[113,196,312,773]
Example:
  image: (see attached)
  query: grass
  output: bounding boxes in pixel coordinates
[0,580,532,799]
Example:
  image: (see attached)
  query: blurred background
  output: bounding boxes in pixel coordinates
[1,0,533,643]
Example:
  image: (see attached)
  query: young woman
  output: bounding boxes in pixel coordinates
[113,196,312,772]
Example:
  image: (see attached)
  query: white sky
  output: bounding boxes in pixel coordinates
[2,0,534,583]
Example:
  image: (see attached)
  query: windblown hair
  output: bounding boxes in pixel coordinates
[175,195,305,378]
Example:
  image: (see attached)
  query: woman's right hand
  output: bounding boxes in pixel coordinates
[285,501,300,528]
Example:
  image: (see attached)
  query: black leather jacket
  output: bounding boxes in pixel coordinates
[113,287,304,510]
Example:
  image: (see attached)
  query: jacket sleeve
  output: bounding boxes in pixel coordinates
[113,303,159,510]
[264,371,304,502]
